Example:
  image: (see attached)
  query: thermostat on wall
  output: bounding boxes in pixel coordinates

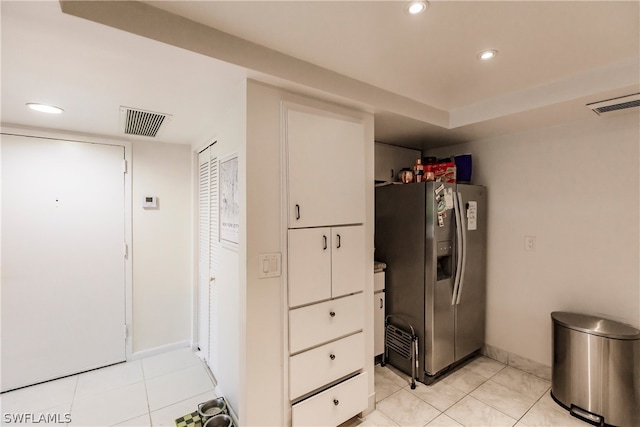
[143,196,157,208]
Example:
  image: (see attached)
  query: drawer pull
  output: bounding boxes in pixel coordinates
[329,311,336,318]
[329,354,336,360]
[333,399,339,406]
[323,235,328,250]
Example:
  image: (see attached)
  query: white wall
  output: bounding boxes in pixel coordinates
[427,113,640,366]
[197,80,248,419]
[131,139,192,353]
[244,81,285,427]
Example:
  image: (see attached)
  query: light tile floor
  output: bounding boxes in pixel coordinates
[1,350,588,427]
[1,348,216,426]
[346,356,589,427]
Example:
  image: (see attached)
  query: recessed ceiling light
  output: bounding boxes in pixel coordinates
[478,50,498,61]
[406,1,429,15]
[26,103,64,114]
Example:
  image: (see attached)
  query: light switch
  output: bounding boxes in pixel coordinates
[258,253,281,279]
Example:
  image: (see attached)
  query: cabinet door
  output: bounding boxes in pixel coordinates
[287,109,365,228]
[288,228,332,308]
[374,292,385,357]
[374,143,421,183]
[331,226,365,299]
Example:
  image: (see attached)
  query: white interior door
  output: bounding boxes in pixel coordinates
[1,135,126,392]
[198,149,211,360]
[197,143,219,375]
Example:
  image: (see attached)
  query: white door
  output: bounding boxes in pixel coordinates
[287,227,332,308]
[331,225,365,298]
[198,149,211,360]
[197,143,219,374]
[286,108,365,228]
[1,135,126,392]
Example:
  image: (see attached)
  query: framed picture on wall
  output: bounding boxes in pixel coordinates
[220,153,239,245]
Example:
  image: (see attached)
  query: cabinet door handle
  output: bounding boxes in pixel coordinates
[333,399,339,406]
[336,234,341,249]
[329,311,336,318]
[295,204,300,220]
[323,235,328,250]
[329,354,336,360]
[380,298,384,309]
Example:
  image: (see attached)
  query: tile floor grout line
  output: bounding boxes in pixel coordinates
[147,388,217,415]
[66,374,80,427]
[142,360,204,382]
[141,362,153,427]
[377,359,532,427]
[516,387,552,425]
[467,378,543,422]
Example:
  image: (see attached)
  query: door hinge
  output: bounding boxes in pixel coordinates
[123,159,128,174]
[124,324,128,340]
[124,243,128,259]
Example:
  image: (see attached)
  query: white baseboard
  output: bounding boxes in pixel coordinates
[128,340,191,361]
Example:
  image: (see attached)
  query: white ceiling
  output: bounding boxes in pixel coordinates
[2,1,639,150]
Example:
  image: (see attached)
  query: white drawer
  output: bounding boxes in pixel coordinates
[289,293,364,354]
[292,372,368,427]
[289,332,364,400]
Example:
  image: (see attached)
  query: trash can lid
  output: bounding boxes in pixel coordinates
[551,312,640,340]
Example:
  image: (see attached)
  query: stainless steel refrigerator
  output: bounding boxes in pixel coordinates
[375,182,487,383]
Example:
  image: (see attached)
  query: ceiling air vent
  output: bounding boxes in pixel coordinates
[120,107,172,137]
[587,93,640,116]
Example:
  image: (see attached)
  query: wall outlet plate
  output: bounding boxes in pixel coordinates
[525,235,536,252]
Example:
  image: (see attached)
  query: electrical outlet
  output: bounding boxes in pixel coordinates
[525,235,536,252]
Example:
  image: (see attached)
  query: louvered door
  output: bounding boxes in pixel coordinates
[198,149,211,360]
[197,143,219,375]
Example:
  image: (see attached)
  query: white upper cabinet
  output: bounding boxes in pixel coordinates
[286,108,365,228]
[374,142,421,183]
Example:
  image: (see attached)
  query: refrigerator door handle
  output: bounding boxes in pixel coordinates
[455,192,468,305]
[452,191,463,305]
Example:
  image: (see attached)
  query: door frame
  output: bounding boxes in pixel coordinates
[1,125,134,360]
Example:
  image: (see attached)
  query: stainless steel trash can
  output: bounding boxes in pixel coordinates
[551,312,640,427]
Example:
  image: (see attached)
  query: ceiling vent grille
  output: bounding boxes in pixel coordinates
[120,107,172,137]
[587,93,640,116]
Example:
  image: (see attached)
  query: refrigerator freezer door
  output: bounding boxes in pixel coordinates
[454,184,487,361]
[425,182,457,376]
